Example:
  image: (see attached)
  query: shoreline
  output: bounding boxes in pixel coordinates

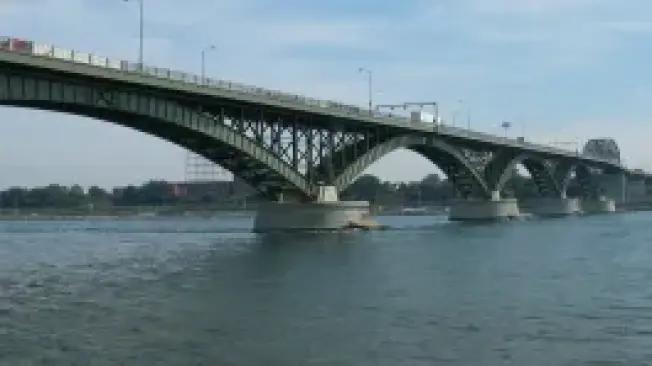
[2,203,651,222]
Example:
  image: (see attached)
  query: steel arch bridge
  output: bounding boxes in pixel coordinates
[0,39,630,203]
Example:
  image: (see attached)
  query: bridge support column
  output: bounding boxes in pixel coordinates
[449,191,520,221]
[581,196,616,214]
[594,173,627,205]
[520,197,581,217]
[253,186,373,232]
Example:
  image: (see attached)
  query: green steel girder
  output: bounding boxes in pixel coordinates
[485,149,563,197]
[333,135,493,199]
[551,160,607,199]
[0,61,617,203]
[0,70,311,200]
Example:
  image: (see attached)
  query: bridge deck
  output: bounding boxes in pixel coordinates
[0,39,624,170]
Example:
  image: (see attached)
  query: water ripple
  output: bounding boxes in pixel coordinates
[2,214,652,365]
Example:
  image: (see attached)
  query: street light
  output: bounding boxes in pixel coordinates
[452,99,464,128]
[501,121,512,138]
[123,0,144,69]
[466,104,472,131]
[358,67,373,116]
[201,45,217,84]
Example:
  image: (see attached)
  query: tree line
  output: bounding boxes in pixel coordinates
[0,173,584,209]
[341,173,541,206]
[0,181,213,209]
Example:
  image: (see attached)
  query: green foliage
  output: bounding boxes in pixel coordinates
[0,181,180,209]
[0,180,257,210]
[0,173,567,210]
[0,184,89,209]
[112,181,178,206]
[343,172,548,205]
[342,174,455,205]
[502,173,539,199]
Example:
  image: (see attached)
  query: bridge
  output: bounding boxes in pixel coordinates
[0,37,645,231]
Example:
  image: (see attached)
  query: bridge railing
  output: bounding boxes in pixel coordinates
[2,36,377,120]
[434,124,622,166]
[0,37,626,168]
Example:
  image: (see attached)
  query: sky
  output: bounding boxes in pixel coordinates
[0,0,652,188]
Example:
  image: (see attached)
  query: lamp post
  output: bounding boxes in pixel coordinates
[466,105,472,130]
[124,0,144,69]
[452,99,465,128]
[358,67,373,116]
[501,121,512,138]
[201,45,217,84]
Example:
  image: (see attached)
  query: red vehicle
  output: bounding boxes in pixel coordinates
[0,37,33,53]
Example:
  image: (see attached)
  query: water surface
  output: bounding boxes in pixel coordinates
[2,213,652,365]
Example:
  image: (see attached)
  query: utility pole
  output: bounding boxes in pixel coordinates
[453,99,464,128]
[201,45,216,84]
[467,107,471,130]
[124,0,144,69]
[358,67,373,116]
[501,121,512,138]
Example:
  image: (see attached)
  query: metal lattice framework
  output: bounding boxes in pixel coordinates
[0,40,631,202]
[485,150,563,197]
[0,65,622,202]
[332,135,493,199]
[185,152,233,182]
[0,66,395,200]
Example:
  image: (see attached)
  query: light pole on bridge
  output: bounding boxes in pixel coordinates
[501,121,512,138]
[452,99,465,128]
[466,104,472,130]
[201,45,217,85]
[123,0,144,70]
[358,67,373,116]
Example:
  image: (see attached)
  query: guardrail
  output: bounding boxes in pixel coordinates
[0,36,623,168]
[1,37,375,119]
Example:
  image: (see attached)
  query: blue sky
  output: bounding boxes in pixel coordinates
[0,0,651,188]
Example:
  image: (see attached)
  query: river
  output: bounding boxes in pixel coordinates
[2,212,652,365]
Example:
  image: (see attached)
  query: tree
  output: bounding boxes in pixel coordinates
[88,186,112,208]
[503,172,539,199]
[88,186,109,200]
[420,174,454,203]
[0,187,27,208]
[112,181,177,206]
[342,175,383,203]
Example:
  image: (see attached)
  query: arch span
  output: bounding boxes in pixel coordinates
[0,73,312,200]
[485,150,563,197]
[551,160,610,199]
[487,152,615,200]
[566,163,605,199]
[334,135,492,199]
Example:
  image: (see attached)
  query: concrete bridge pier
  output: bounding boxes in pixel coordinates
[449,191,520,221]
[581,196,617,214]
[253,186,372,232]
[520,194,581,217]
